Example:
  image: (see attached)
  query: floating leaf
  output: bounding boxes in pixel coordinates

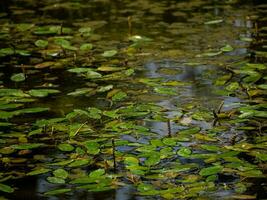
[89,169,105,178]
[199,165,223,176]
[220,44,234,52]
[97,66,125,72]
[68,159,91,167]
[67,88,94,96]
[162,138,177,146]
[80,43,93,51]
[0,122,12,127]
[102,50,117,58]
[129,35,152,43]
[68,68,92,73]
[28,89,60,97]
[87,107,102,119]
[58,143,75,152]
[54,38,77,51]
[0,111,16,119]
[15,107,49,114]
[97,85,113,93]
[111,91,127,101]
[204,19,223,25]
[71,177,95,184]
[47,177,65,184]
[79,27,92,36]
[49,160,74,166]
[35,39,48,48]
[258,84,267,90]
[11,143,43,150]
[44,188,71,196]
[0,183,14,193]
[84,141,100,155]
[179,127,200,135]
[27,168,50,176]
[195,133,217,141]
[35,61,55,69]
[226,82,239,91]
[102,110,119,118]
[197,51,222,57]
[154,87,176,95]
[177,147,192,157]
[124,156,139,166]
[231,195,256,200]
[144,153,161,166]
[0,48,14,57]
[85,70,102,79]
[10,73,26,82]
[0,89,29,97]
[235,183,247,193]
[34,26,71,35]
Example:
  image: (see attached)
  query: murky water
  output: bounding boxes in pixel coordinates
[0,0,267,199]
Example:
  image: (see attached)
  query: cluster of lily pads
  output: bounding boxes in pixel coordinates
[0,7,267,200]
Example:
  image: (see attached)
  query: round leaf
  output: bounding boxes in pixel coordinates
[10,73,26,82]
[102,50,117,58]
[58,143,74,152]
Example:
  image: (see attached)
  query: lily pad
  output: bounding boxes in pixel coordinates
[35,39,48,48]
[10,73,26,82]
[58,143,75,152]
[28,89,60,97]
[199,165,223,176]
[102,50,117,58]
[0,183,14,193]
[44,188,71,196]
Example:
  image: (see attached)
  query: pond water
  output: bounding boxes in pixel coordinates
[0,0,267,199]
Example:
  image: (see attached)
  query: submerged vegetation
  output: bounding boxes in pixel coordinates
[0,0,267,199]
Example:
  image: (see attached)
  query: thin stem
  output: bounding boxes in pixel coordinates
[112,138,117,172]
[128,16,132,36]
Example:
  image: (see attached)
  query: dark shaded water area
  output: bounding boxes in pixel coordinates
[0,0,267,199]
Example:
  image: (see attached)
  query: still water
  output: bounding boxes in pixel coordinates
[0,0,266,199]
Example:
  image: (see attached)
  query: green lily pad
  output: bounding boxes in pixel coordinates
[68,68,92,73]
[27,168,51,176]
[44,188,71,196]
[0,183,14,193]
[80,43,93,51]
[177,147,192,157]
[0,89,29,97]
[58,143,75,152]
[220,44,234,52]
[84,141,100,155]
[10,73,26,82]
[47,177,65,184]
[199,165,223,176]
[154,87,176,95]
[89,169,105,178]
[11,143,44,150]
[28,89,60,97]
[102,50,117,58]
[144,152,161,166]
[79,27,92,37]
[111,91,127,101]
[35,39,48,48]
[68,159,91,167]
[204,19,223,25]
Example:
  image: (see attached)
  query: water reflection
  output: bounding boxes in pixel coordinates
[145,61,219,105]
[0,0,259,199]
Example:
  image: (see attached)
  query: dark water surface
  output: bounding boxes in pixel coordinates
[0,0,267,199]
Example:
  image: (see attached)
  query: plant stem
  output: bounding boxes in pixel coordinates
[112,138,117,172]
